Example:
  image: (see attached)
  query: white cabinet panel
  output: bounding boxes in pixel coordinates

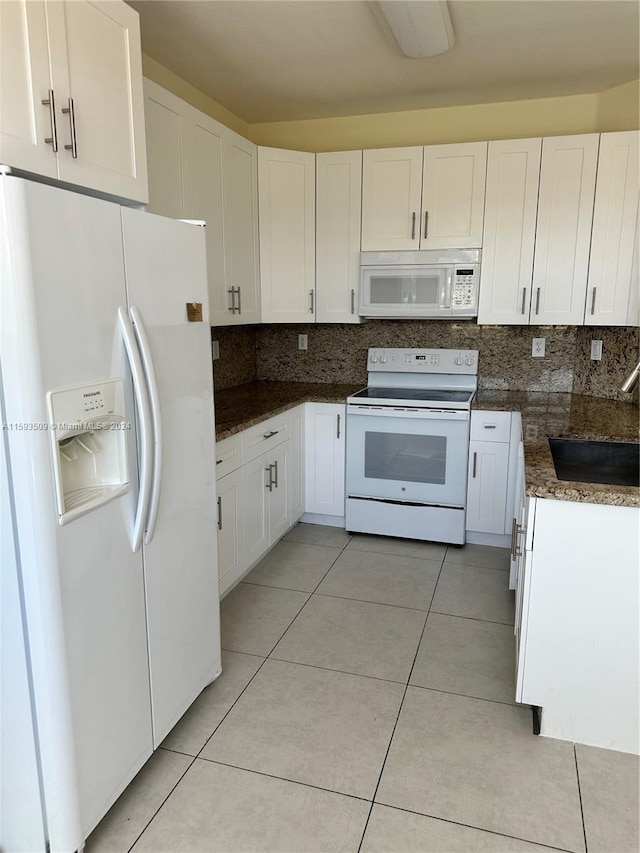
[46,0,148,201]
[586,131,640,327]
[532,134,599,325]
[243,453,271,567]
[0,0,57,179]
[304,403,346,517]
[258,147,316,323]
[466,440,510,535]
[478,138,542,325]
[143,80,191,219]
[361,147,423,251]
[269,441,290,542]
[217,468,243,598]
[289,405,305,522]
[316,151,363,323]
[421,142,487,248]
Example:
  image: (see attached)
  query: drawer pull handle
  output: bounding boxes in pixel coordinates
[263,430,278,439]
[483,424,497,429]
[472,451,477,478]
[217,496,222,530]
[216,458,223,465]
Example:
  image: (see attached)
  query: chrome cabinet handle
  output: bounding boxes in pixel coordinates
[237,286,241,314]
[272,460,278,488]
[41,90,58,152]
[61,97,77,158]
[227,288,235,313]
[309,289,314,313]
[411,211,416,240]
[510,517,525,561]
[265,465,273,491]
[216,458,223,465]
[423,211,428,239]
[350,289,355,315]
[521,287,527,315]
[217,496,222,530]
[591,287,597,315]
[263,429,278,439]
[336,413,341,439]
[472,451,477,478]
[535,287,541,315]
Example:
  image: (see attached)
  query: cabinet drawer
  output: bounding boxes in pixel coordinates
[470,411,511,443]
[215,434,243,479]
[242,412,290,462]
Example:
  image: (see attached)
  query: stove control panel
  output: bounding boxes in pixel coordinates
[367,348,479,375]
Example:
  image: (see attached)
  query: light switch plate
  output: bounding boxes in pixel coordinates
[212,340,220,360]
[298,334,308,351]
[532,337,545,357]
[590,340,603,361]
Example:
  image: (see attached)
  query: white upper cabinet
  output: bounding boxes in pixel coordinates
[361,142,486,251]
[1,0,148,202]
[361,147,423,250]
[586,131,639,327]
[316,151,363,324]
[478,138,542,325]
[143,81,260,326]
[421,142,487,248]
[258,147,316,323]
[531,134,599,325]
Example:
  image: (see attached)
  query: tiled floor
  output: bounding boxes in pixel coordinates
[86,523,640,853]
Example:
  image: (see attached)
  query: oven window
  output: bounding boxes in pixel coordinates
[364,432,446,484]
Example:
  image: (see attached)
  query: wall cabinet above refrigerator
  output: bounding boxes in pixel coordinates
[0,0,148,203]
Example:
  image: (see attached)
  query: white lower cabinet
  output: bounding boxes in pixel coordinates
[466,411,513,539]
[304,403,346,518]
[242,452,273,568]
[216,467,243,597]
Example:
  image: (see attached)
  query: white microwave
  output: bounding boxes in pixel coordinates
[360,249,481,319]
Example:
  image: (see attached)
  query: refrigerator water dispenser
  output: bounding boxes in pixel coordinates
[47,380,130,524]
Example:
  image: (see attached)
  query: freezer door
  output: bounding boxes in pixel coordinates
[0,177,153,842]
[121,207,221,745]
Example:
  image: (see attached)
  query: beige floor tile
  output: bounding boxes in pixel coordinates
[132,759,370,852]
[361,804,558,852]
[220,583,309,656]
[410,613,517,704]
[317,548,441,610]
[576,743,640,853]
[445,543,511,571]
[245,540,342,592]
[284,522,352,548]
[85,749,192,853]
[200,658,404,799]
[272,594,426,682]
[431,563,515,625]
[161,651,264,756]
[376,688,585,852]
[347,533,446,562]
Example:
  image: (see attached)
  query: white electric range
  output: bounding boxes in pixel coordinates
[345,347,479,545]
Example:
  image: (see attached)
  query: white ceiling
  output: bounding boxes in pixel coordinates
[129,0,640,124]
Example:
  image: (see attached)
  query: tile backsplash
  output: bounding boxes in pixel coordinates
[212,322,639,402]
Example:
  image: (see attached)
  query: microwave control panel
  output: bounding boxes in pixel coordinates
[452,267,479,310]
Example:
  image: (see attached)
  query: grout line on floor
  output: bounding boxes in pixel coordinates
[312,590,435,613]
[266,653,415,686]
[429,608,515,627]
[408,682,522,709]
[441,560,512,574]
[573,744,590,853]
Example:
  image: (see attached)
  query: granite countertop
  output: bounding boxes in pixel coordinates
[215,382,639,508]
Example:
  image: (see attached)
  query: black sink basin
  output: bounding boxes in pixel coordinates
[549,438,640,487]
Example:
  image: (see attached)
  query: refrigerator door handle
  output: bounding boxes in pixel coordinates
[118,306,153,553]
[130,306,163,545]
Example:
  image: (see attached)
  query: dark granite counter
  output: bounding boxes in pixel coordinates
[215,382,639,508]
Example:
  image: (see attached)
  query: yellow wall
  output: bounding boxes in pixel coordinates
[596,80,639,132]
[142,55,250,138]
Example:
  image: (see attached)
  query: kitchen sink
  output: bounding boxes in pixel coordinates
[548,437,640,487]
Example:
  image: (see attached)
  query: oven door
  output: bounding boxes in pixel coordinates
[346,405,470,506]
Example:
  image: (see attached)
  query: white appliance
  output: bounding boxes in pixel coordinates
[360,249,481,318]
[1,175,221,852]
[345,348,478,544]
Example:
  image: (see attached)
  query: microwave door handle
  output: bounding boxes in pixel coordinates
[443,270,452,309]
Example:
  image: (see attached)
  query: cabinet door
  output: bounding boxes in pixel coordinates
[466,440,510,535]
[316,151,363,323]
[258,147,315,323]
[46,0,148,202]
[0,0,57,178]
[361,147,423,251]
[531,134,599,324]
[242,452,270,567]
[223,131,261,324]
[478,139,542,325]
[143,79,191,219]
[421,142,487,248]
[190,112,228,325]
[289,406,305,523]
[269,443,290,543]
[586,131,639,327]
[304,403,346,517]
[217,469,244,598]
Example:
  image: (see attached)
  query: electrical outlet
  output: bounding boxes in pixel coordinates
[532,337,545,357]
[212,340,220,360]
[590,340,603,361]
[298,334,308,351]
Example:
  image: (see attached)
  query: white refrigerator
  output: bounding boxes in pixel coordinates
[0,176,221,852]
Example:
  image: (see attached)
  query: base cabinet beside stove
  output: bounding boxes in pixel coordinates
[304,403,346,521]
